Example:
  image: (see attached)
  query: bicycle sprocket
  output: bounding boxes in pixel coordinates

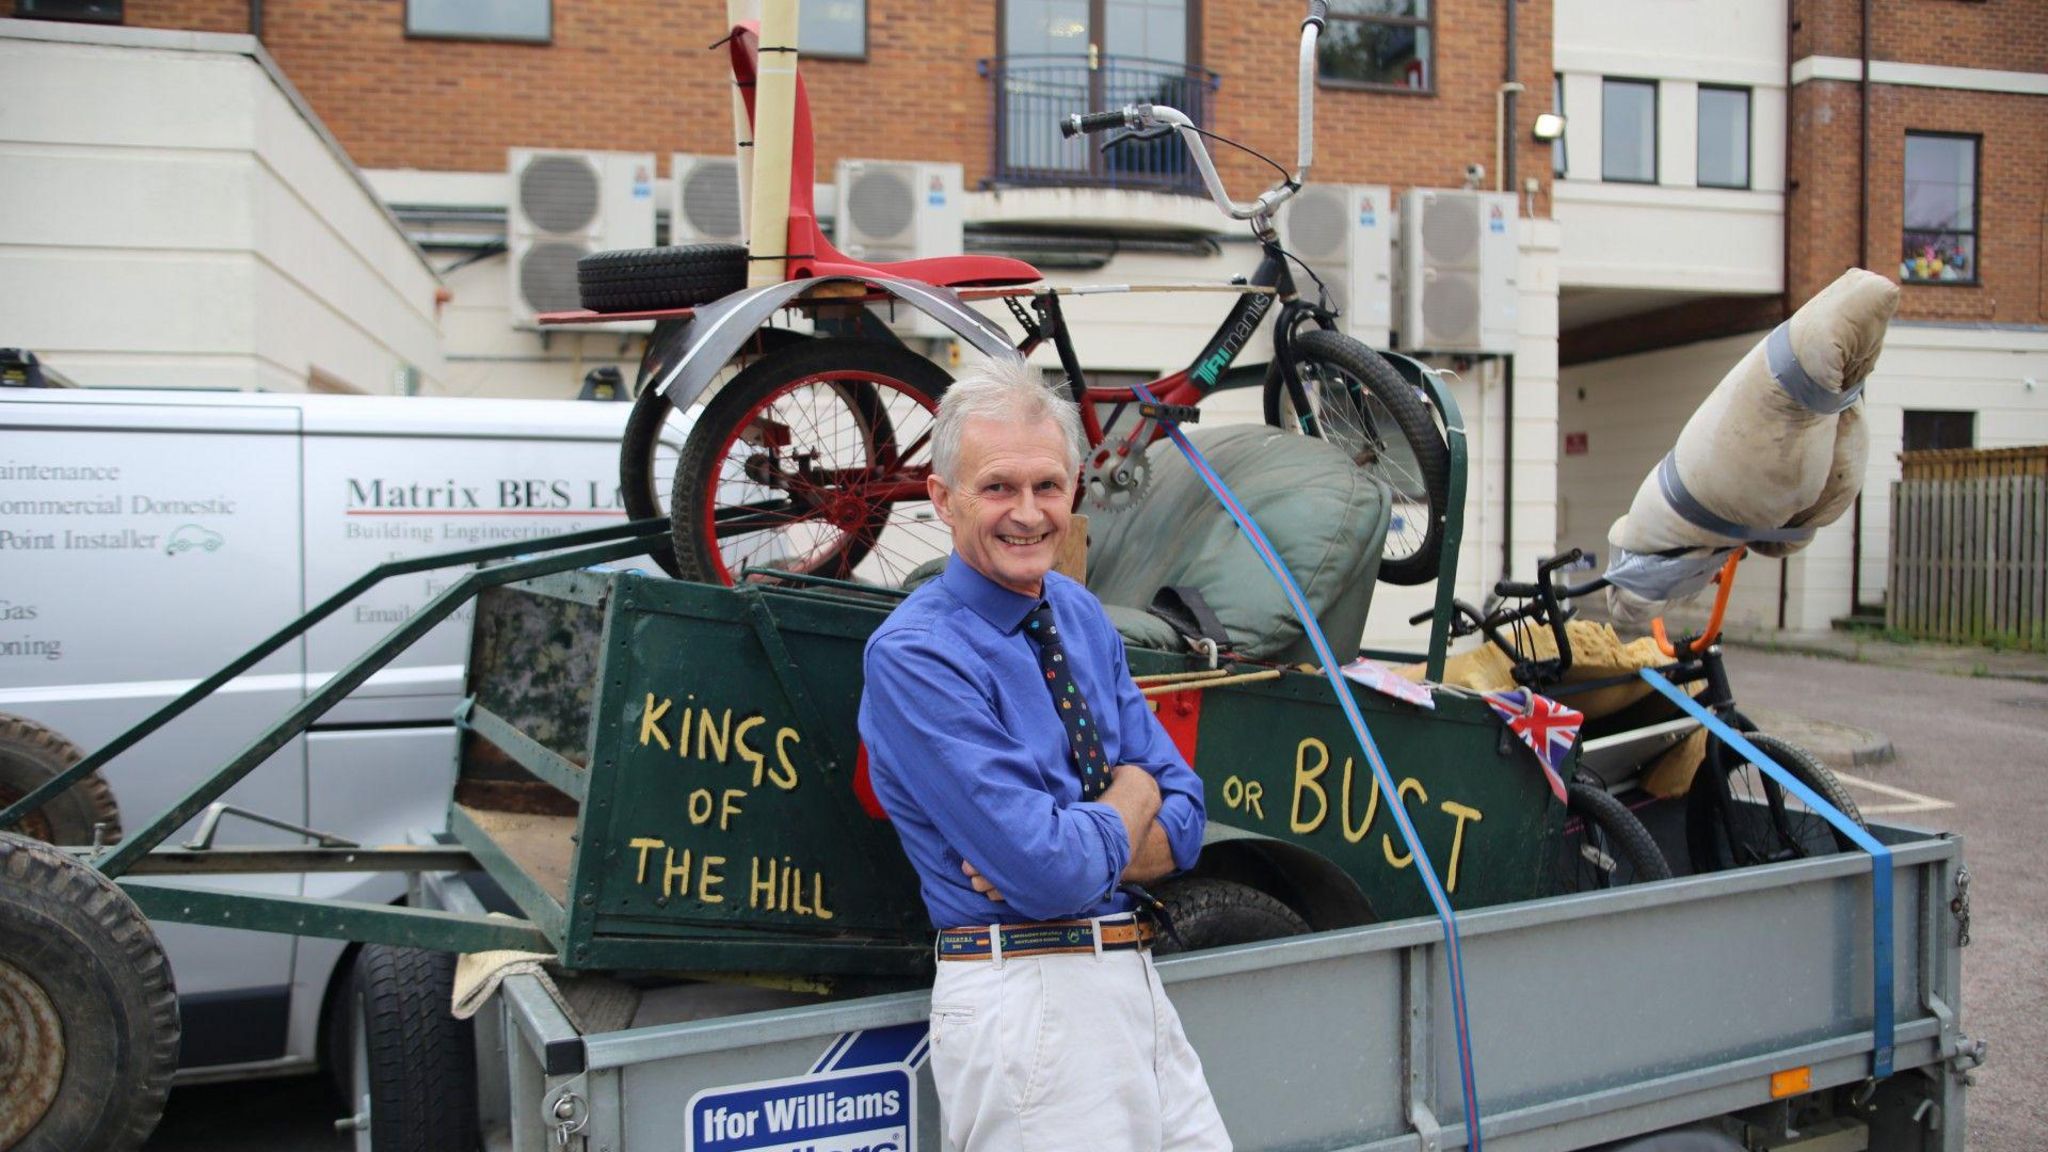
[1082,449,1152,513]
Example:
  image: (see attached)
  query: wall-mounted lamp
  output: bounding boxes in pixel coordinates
[1532,112,1567,143]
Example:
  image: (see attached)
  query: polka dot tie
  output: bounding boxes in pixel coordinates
[1024,602,1110,800]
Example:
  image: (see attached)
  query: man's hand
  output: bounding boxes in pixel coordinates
[961,859,1005,903]
[1102,763,1162,856]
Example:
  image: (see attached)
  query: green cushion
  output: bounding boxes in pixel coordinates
[1087,426,1391,664]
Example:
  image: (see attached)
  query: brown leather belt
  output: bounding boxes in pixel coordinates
[936,914,1155,961]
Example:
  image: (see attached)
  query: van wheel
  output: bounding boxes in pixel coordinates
[0,714,121,847]
[341,945,478,1152]
[0,831,180,1152]
[1150,877,1311,956]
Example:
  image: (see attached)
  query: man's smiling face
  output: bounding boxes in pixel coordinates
[928,414,1074,598]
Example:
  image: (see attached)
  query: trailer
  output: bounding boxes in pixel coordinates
[423,822,1975,1152]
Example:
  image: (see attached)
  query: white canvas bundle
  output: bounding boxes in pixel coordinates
[1604,269,1900,630]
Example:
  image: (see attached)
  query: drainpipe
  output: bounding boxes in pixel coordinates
[1850,0,1872,614]
[248,0,262,39]
[1500,0,1519,582]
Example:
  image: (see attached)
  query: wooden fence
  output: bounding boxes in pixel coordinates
[1889,446,2048,646]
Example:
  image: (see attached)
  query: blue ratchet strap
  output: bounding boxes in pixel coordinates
[1636,669,1895,1078]
[1130,383,1485,1150]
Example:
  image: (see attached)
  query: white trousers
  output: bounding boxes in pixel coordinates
[928,943,1231,1152]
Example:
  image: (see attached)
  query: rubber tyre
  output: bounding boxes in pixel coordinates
[345,945,477,1152]
[1262,329,1450,585]
[0,831,180,1152]
[0,713,121,847]
[577,244,746,313]
[619,328,810,576]
[1552,783,1672,895]
[1686,733,1864,874]
[671,338,953,586]
[1149,877,1311,956]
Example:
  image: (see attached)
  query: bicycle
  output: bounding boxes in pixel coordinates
[606,2,1451,590]
[1431,549,1868,892]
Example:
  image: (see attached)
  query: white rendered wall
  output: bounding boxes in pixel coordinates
[0,22,445,394]
[1559,324,2048,632]
[1553,0,1787,294]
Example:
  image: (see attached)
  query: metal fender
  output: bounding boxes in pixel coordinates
[645,275,1019,409]
[1197,822,1377,931]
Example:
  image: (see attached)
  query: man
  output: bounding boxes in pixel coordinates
[858,355,1230,1152]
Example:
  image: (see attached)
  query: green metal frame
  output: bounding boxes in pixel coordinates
[3,518,673,956]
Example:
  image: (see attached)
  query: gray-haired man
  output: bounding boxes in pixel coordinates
[859,356,1230,1151]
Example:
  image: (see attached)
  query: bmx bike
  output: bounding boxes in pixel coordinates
[1428,548,1868,894]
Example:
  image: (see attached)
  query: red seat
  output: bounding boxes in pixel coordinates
[727,25,1041,289]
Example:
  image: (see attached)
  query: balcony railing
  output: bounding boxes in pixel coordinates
[978,54,1221,197]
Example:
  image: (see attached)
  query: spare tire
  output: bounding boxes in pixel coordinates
[0,713,121,847]
[0,831,180,1152]
[578,244,747,313]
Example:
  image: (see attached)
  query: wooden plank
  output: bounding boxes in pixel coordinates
[1887,483,1903,632]
[2023,473,2039,647]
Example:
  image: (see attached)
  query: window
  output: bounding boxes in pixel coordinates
[1319,0,1432,93]
[1601,78,1656,183]
[407,0,549,43]
[799,0,866,60]
[1552,74,1567,177]
[1902,133,1979,283]
[13,0,122,21]
[1903,410,1975,452]
[1697,85,1750,189]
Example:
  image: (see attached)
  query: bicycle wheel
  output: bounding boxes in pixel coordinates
[671,337,954,586]
[1685,733,1865,873]
[1552,782,1672,895]
[620,328,806,576]
[1263,329,1450,585]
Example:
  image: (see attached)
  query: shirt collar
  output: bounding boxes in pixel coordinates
[940,552,1042,634]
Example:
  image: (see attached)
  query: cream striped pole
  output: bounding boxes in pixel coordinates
[745,0,798,286]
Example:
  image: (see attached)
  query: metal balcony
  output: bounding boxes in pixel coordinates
[978,54,1220,197]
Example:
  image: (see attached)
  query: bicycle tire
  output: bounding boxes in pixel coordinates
[671,338,953,585]
[1263,329,1450,584]
[1685,732,1865,873]
[619,328,809,576]
[577,244,746,313]
[1553,782,1672,894]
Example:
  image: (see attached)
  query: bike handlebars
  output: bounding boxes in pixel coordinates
[1060,109,1135,139]
[1063,1,1324,223]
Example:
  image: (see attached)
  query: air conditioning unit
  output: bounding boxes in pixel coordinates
[1280,183,1393,349]
[1396,189,1517,355]
[506,149,657,329]
[670,153,746,245]
[834,159,965,338]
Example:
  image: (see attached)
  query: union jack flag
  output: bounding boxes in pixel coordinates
[1482,688,1583,804]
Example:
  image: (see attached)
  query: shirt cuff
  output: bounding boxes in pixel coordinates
[1069,799,1135,899]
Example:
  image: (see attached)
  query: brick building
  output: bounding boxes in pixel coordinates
[1553,0,2046,631]
[9,0,2041,632]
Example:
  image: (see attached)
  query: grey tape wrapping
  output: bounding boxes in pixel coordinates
[1604,545,1738,605]
[1656,454,1817,545]
[648,275,1019,407]
[1767,320,1864,415]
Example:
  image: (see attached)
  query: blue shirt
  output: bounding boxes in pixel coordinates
[859,555,1207,929]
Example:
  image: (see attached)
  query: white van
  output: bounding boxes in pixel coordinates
[0,386,660,1081]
